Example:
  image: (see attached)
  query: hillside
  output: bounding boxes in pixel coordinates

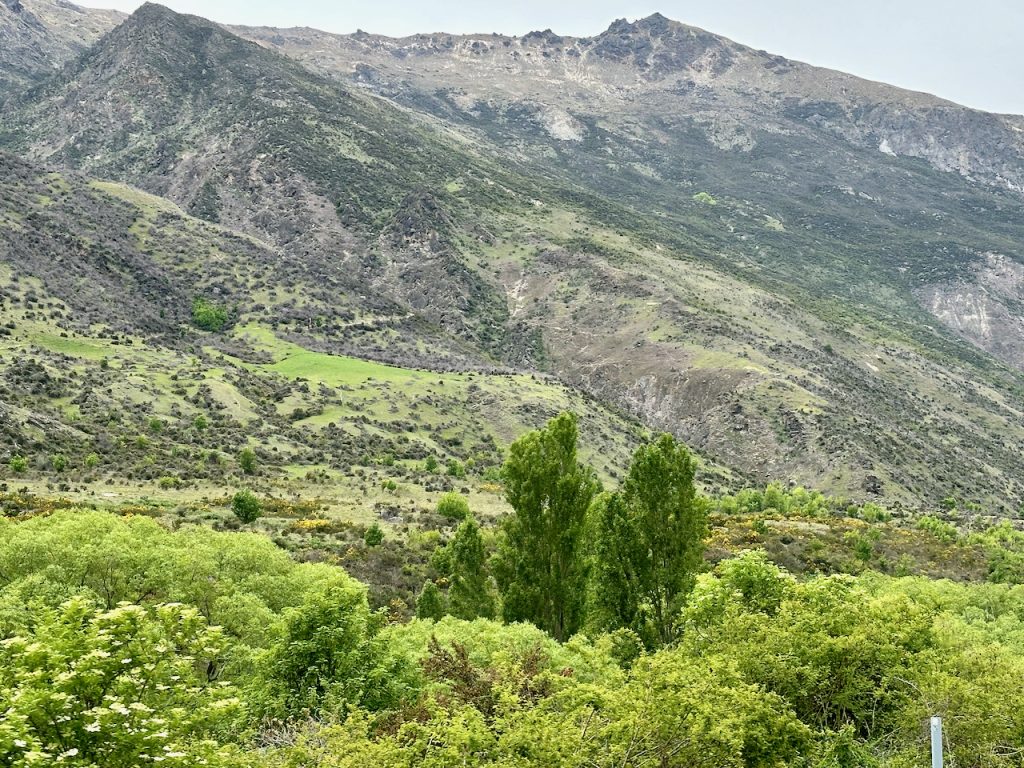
[2,5,1024,510]
[0,0,123,98]
[6,7,1024,765]
[236,14,1024,370]
[0,152,651,503]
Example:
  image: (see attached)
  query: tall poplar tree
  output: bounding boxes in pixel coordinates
[448,515,496,620]
[590,433,707,646]
[493,412,600,641]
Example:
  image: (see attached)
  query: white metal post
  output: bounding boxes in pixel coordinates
[931,716,943,768]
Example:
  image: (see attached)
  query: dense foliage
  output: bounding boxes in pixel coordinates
[3,416,1024,765]
[5,511,1024,766]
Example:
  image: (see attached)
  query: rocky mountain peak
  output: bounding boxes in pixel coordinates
[74,1,271,95]
[603,12,675,36]
[521,28,564,46]
[590,11,733,78]
[119,2,205,36]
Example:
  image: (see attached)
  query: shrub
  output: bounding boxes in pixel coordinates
[191,298,228,332]
[436,491,470,521]
[232,489,262,524]
[0,598,240,767]
[8,455,27,474]
[416,580,447,620]
[239,447,257,475]
[917,515,959,544]
[364,523,384,547]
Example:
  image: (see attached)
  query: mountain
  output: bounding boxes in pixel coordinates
[236,13,1024,192]
[234,14,1024,367]
[0,151,651,512]
[3,5,1024,509]
[0,0,123,97]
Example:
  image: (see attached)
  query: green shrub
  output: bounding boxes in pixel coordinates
[436,491,470,521]
[364,523,384,547]
[8,455,27,474]
[917,515,959,544]
[232,489,262,524]
[239,447,257,475]
[191,297,228,332]
[0,598,240,767]
[415,580,447,620]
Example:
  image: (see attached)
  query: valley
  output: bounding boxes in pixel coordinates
[3,2,1024,765]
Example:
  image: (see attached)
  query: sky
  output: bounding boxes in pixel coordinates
[75,0,1024,115]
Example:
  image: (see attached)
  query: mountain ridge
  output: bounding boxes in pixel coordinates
[233,12,1024,194]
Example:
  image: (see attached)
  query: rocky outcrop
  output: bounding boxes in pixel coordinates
[921,253,1024,370]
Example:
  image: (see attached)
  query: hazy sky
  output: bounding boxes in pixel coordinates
[76,0,1024,115]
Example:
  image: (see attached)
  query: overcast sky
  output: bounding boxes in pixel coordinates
[76,0,1024,115]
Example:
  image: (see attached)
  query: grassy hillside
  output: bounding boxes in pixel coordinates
[0,154,661,503]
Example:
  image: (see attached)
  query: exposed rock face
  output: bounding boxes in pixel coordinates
[921,253,1024,370]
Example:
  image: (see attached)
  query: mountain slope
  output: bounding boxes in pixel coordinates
[236,14,1024,372]
[236,13,1024,193]
[0,0,122,98]
[1,2,541,361]
[4,6,1024,508]
[0,152,652,510]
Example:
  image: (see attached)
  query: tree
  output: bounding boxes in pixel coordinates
[364,523,384,547]
[0,598,240,768]
[238,447,257,475]
[191,297,228,332]
[448,516,496,620]
[416,580,447,620]
[590,434,707,646]
[232,489,262,524]
[437,491,470,521]
[493,412,600,641]
[254,583,405,717]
